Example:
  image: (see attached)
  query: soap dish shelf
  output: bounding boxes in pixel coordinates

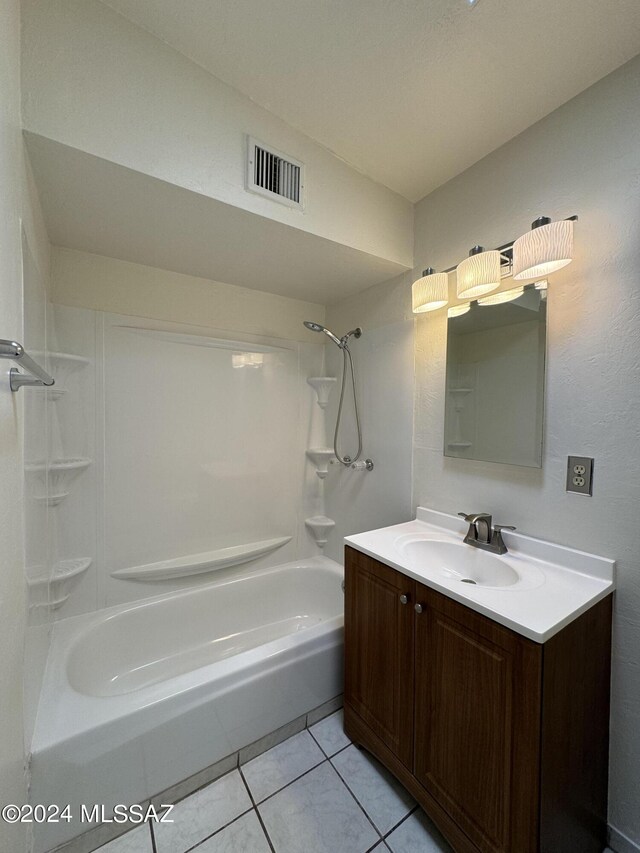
[27,558,92,610]
[306,448,336,479]
[25,457,92,505]
[307,377,337,409]
[305,516,336,548]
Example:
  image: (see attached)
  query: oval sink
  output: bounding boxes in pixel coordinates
[396,537,520,588]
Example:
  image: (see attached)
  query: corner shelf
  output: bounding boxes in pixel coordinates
[307,377,337,409]
[27,558,92,610]
[26,457,92,505]
[306,448,335,479]
[305,516,336,548]
[110,535,292,581]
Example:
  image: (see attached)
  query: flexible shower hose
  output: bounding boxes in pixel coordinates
[334,345,362,465]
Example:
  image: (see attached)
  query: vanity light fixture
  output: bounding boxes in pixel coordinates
[512,216,575,280]
[412,268,449,313]
[456,247,501,299]
[447,303,471,318]
[414,217,575,312]
[478,286,524,306]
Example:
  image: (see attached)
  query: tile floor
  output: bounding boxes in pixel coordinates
[95,710,452,853]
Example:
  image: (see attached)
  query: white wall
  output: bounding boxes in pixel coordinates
[323,271,415,561]
[21,0,413,268]
[0,1,51,850]
[328,56,640,849]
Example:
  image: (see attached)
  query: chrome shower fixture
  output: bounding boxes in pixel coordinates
[303,321,362,350]
[303,320,365,466]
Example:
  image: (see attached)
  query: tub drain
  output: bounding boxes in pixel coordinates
[460,578,477,585]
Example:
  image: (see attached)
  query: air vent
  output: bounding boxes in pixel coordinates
[246,137,304,209]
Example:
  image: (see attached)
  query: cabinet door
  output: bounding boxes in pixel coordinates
[414,586,541,853]
[344,547,415,767]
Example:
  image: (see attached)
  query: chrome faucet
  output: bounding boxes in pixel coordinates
[458,512,516,555]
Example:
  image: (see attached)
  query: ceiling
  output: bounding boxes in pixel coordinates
[100,0,640,202]
[25,133,408,303]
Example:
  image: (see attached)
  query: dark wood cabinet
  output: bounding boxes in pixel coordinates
[343,547,415,767]
[344,547,612,853]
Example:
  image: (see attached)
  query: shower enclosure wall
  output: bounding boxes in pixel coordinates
[24,257,344,851]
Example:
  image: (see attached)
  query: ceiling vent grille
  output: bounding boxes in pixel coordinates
[246,137,304,209]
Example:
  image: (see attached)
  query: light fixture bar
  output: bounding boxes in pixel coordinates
[439,215,578,275]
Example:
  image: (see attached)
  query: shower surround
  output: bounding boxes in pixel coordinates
[28,296,343,851]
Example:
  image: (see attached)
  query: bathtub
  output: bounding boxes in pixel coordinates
[30,556,344,852]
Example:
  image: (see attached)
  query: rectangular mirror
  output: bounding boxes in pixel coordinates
[444,283,547,467]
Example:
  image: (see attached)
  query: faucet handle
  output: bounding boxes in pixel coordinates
[458,512,492,523]
[493,524,516,532]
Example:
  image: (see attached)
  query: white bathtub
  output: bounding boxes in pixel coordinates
[30,556,344,852]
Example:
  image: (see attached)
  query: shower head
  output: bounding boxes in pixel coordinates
[303,321,343,348]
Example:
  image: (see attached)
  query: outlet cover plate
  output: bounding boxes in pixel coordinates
[566,456,594,496]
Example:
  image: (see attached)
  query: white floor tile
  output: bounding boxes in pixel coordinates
[242,730,325,802]
[97,825,153,853]
[332,745,415,835]
[309,709,351,757]
[258,761,379,853]
[193,811,271,853]
[153,770,252,853]
[386,810,452,853]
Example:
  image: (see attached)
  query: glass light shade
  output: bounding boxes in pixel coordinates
[448,303,470,318]
[456,249,501,299]
[478,286,524,306]
[513,219,574,280]
[412,269,449,313]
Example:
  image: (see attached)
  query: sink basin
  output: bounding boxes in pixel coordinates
[396,537,520,588]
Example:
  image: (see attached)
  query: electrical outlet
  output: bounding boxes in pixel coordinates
[566,456,594,496]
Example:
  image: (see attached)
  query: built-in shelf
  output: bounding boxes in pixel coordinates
[110,535,292,581]
[305,516,335,548]
[306,448,336,479]
[25,457,92,506]
[447,386,473,453]
[307,377,337,409]
[27,558,92,610]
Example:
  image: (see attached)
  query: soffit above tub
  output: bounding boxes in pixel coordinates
[25,133,408,303]
[100,0,640,202]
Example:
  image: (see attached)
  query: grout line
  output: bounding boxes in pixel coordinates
[180,806,255,853]
[382,805,420,841]
[325,740,352,760]
[329,763,383,843]
[238,765,276,853]
[149,819,157,853]
[308,727,350,761]
[251,756,329,807]
[252,805,276,853]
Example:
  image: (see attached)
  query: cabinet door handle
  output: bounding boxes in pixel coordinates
[414,603,424,614]
[399,594,409,605]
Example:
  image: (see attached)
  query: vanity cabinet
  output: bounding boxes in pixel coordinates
[344,546,612,853]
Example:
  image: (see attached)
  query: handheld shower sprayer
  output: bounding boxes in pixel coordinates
[303,320,366,467]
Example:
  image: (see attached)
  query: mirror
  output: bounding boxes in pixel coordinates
[444,283,547,467]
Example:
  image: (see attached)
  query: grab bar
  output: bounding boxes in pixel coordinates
[0,339,55,392]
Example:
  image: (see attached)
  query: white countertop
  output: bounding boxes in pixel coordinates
[345,507,615,642]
